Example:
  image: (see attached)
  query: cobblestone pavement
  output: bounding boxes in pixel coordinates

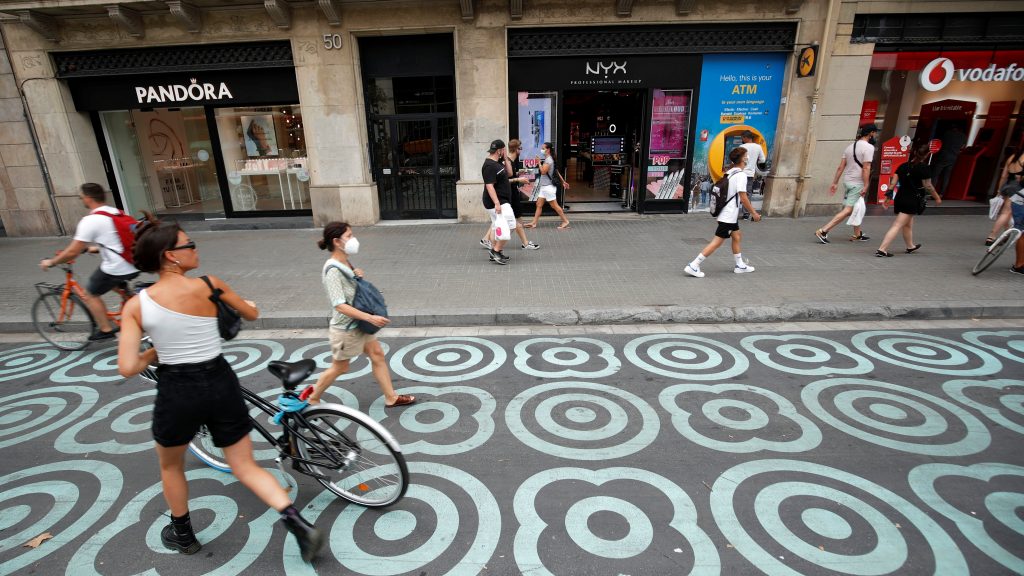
[1,320,1022,575]
[2,214,1022,329]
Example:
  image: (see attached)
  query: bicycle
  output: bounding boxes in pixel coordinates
[141,357,409,508]
[32,254,151,351]
[972,226,1022,275]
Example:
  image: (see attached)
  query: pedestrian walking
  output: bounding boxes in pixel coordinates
[480,139,539,251]
[116,215,324,562]
[303,221,415,408]
[684,147,761,278]
[482,139,513,264]
[524,142,570,230]
[875,144,942,257]
[815,124,878,244]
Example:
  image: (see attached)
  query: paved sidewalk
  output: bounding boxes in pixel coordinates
[2,213,1022,330]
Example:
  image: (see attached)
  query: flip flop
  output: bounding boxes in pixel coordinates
[557,223,571,230]
[906,244,922,254]
[875,250,894,257]
[385,394,416,408]
[985,237,995,247]
[523,223,537,229]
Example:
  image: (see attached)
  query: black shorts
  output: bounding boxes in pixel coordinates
[715,221,740,239]
[152,355,252,448]
[86,268,139,296]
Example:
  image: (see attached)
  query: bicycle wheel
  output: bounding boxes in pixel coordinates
[972,228,1021,275]
[295,406,408,507]
[32,291,95,351]
[188,426,232,472]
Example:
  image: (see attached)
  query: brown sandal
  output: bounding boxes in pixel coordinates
[557,223,571,230]
[385,394,416,408]
[523,223,537,229]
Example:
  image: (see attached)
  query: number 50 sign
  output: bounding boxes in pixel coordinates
[323,34,343,50]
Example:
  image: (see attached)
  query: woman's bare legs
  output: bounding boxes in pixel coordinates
[878,212,912,253]
[364,338,403,405]
[222,435,291,511]
[549,200,570,228]
[527,198,547,228]
[156,444,190,516]
[902,215,916,249]
[306,359,350,404]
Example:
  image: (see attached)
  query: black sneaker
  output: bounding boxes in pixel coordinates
[850,234,870,242]
[493,251,509,265]
[161,519,201,554]
[488,249,500,262]
[815,229,829,244]
[280,506,325,563]
[87,327,119,341]
[1011,265,1024,275]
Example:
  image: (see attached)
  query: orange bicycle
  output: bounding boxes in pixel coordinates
[32,255,150,350]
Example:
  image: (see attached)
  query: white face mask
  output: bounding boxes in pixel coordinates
[343,237,360,255]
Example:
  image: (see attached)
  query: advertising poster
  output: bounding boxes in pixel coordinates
[691,53,787,209]
[645,90,691,202]
[242,115,278,157]
[517,92,554,164]
[877,136,911,203]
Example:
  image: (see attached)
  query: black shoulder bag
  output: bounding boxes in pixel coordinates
[200,275,242,340]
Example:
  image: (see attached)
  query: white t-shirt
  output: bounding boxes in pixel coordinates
[717,168,748,224]
[841,140,874,186]
[73,206,138,276]
[740,143,766,178]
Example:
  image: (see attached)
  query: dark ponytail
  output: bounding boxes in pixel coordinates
[318,221,350,251]
[132,212,182,273]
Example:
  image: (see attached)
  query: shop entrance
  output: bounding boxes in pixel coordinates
[369,114,458,219]
[562,90,646,212]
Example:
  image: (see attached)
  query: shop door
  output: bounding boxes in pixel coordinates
[370,115,457,219]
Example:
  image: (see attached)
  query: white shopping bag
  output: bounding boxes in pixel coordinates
[846,197,866,226]
[493,203,515,241]
[989,195,1004,220]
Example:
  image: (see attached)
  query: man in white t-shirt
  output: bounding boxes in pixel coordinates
[815,123,877,244]
[39,183,139,341]
[684,147,762,278]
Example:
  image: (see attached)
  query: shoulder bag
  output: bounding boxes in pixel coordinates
[324,261,389,335]
[199,275,242,340]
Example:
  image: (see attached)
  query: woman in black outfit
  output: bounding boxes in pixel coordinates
[876,144,943,257]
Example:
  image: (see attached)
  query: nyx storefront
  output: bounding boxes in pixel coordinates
[507,24,795,214]
[56,41,310,220]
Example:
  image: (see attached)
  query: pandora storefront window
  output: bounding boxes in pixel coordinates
[217,106,309,212]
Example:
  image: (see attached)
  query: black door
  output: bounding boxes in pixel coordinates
[370,114,458,219]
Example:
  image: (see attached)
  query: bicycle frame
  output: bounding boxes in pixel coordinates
[35,261,132,326]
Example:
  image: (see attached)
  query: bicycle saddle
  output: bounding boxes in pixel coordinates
[267,359,316,390]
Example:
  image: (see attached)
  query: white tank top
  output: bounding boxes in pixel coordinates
[139,289,222,365]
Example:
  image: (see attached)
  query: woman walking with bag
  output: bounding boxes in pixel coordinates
[985,148,1024,245]
[875,144,942,257]
[116,215,324,562]
[524,142,571,230]
[302,221,415,408]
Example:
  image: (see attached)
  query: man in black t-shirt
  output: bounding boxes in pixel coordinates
[482,139,512,264]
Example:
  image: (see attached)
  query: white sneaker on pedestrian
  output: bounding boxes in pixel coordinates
[734,263,756,274]
[522,241,540,250]
[684,264,705,278]
[479,239,492,250]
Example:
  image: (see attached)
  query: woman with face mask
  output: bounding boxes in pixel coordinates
[524,142,571,230]
[303,221,415,408]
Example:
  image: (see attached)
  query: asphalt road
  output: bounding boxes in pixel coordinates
[1,322,1022,575]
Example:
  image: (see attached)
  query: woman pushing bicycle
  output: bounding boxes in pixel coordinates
[115,214,324,562]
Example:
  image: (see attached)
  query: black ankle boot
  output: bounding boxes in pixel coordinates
[279,505,324,562]
[161,512,201,554]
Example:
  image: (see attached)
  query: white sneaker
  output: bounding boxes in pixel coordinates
[479,239,492,250]
[684,264,705,278]
[734,263,756,274]
[522,241,540,250]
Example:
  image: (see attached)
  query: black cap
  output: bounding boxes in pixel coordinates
[488,139,506,153]
[859,123,879,136]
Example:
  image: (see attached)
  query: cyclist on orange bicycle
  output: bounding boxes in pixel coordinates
[38,183,139,341]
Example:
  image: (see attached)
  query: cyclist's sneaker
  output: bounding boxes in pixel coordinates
[280,505,325,563]
[734,264,756,274]
[88,327,119,342]
[684,264,705,278]
[1011,265,1024,275]
[815,229,829,244]
[479,238,492,250]
[522,241,540,250]
[161,515,201,555]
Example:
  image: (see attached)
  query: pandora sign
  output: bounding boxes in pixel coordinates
[134,78,235,104]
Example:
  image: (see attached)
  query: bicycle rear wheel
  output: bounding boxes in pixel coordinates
[295,406,408,507]
[32,291,96,351]
[973,228,1020,275]
[188,426,231,472]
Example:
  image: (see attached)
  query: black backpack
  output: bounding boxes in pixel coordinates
[709,170,741,217]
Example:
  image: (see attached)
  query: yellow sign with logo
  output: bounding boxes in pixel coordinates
[798,46,818,78]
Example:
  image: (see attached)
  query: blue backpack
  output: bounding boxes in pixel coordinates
[323,261,389,334]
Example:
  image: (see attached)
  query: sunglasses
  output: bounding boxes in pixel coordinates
[167,240,196,251]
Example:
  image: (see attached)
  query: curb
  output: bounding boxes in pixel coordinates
[5,302,1020,333]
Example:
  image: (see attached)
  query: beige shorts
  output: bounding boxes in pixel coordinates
[328,328,371,361]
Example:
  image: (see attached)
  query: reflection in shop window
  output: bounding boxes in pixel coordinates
[645,89,691,203]
[216,106,309,212]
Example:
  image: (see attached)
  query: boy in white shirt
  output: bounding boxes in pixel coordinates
[685,147,762,278]
[39,183,139,340]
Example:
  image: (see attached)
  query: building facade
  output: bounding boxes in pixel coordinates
[0,0,1020,236]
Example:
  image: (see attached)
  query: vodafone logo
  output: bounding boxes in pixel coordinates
[919,56,1024,91]
[920,58,955,91]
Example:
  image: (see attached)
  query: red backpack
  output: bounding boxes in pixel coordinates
[93,209,137,264]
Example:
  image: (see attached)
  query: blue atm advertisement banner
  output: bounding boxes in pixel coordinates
[691,53,787,185]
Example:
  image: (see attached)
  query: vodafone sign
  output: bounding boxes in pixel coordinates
[920,56,1024,91]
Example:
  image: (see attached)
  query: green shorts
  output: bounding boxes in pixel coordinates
[843,182,863,207]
